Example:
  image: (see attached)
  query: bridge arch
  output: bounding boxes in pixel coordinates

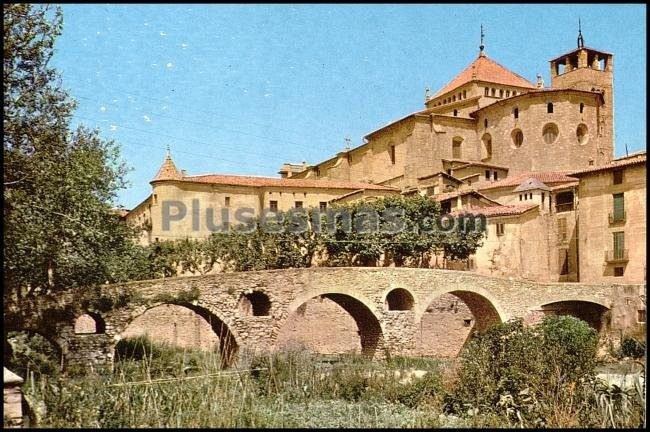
[384,288,415,311]
[418,287,506,330]
[74,312,106,334]
[280,290,384,358]
[117,301,239,367]
[539,300,610,332]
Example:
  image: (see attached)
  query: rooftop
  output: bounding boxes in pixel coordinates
[569,151,647,176]
[513,177,551,192]
[179,174,398,191]
[432,54,536,99]
[452,203,539,218]
[473,171,579,191]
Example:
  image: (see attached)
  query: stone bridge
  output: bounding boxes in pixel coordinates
[4,267,644,371]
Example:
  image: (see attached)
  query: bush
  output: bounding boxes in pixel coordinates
[444,316,600,427]
[620,337,646,359]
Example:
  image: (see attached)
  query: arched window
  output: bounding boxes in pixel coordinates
[547,102,554,113]
[463,90,467,99]
[542,123,559,144]
[491,88,496,97]
[481,133,492,161]
[484,87,489,96]
[514,107,519,119]
[576,124,589,145]
[511,129,524,148]
[506,90,510,97]
[580,103,584,114]
[453,109,458,117]
[484,119,488,128]
[499,89,504,98]
[512,90,517,96]
[239,291,271,316]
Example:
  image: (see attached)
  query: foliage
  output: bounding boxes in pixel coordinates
[4,331,62,379]
[620,337,646,359]
[3,4,139,298]
[445,316,601,427]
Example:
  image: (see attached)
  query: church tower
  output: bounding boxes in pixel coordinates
[549,21,614,163]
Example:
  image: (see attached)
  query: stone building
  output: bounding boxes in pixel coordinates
[3,367,24,427]
[125,28,645,286]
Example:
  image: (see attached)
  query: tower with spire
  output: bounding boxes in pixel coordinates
[152,148,183,182]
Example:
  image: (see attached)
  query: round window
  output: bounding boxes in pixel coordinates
[576,124,589,145]
[511,129,524,148]
[542,123,559,145]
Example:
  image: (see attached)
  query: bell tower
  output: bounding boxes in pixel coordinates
[549,21,614,163]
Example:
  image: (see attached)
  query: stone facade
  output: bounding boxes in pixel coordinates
[4,268,644,371]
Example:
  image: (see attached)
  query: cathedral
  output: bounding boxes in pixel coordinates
[125,28,646,285]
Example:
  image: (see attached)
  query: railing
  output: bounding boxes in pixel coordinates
[605,249,629,263]
[555,203,574,213]
[608,211,626,224]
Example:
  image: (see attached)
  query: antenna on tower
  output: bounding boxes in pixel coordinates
[344,137,351,151]
[479,24,485,56]
[166,144,171,158]
[577,18,584,48]
[625,142,629,157]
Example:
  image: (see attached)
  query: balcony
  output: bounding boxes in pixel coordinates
[609,211,626,225]
[555,203,574,213]
[605,249,629,263]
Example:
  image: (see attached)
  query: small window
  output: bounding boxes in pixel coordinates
[294,201,303,209]
[614,267,624,277]
[484,119,488,128]
[579,103,584,114]
[389,144,396,164]
[529,193,533,200]
[453,109,458,117]
[519,194,522,201]
[153,194,158,204]
[506,90,510,97]
[613,170,623,185]
[463,90,466,98]
[485,170,490,180]
[315,167,321,177]
[446,169,452,175]
[452,95,456,102]
[499,89,504,98]
[547,102,554,113]
[496,223,505,236]
[493,171,498,181]
[542,192,545,203]
[484,87,489,96]
[491,88,496,97]
[452,137,463,159]
[613,232,625,258]
[270,200,278,212]
[514,107,519,119]
[512,91,517,96]
[463,319,472,327]
[576,124,589,145]
[612,193,625,222]
[638,309,647,323]
[225,196,230,207]
[558,218,567,242]
[319,202,327,212]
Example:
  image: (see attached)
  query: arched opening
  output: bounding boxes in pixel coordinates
[74,312,106,334]
[277,293,383,358]
[119,303,238,367]
[511,128,524,148]
[239,291,271,316]
[547,102,554,113]
[385,288,414,311]
[576,123,589,145]
[419,291,502,358]
[481,133,492,161]
[4,330,63,378]
[541,301,609,332]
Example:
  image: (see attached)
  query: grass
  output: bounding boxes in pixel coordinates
[13,335,647,428]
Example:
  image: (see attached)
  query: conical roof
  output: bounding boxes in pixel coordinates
[433,54,536,98]
[152,153,182,182]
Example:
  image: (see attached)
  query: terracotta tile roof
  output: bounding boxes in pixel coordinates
[433,54,536,98]
[417,171,464,183]
[513,177,551,192]
[452,204,538,218]
[442,158,510,170]
[474,171,579,191]
[434,189,501,206]
[179,174,398,191]
[569,152,647,176]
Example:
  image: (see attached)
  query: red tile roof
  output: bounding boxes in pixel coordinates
[433,55,536,98]
[452,204,538,218]
[177,174,397,191]
[152,155,182,181]
[569,152,646,176]
[473,171,578,191]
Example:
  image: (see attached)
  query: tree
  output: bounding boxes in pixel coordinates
[4,4,135,297]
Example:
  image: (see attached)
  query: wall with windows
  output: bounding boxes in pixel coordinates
[473,92,604,174]
[575,163,647,284]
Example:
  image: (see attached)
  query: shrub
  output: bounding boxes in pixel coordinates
[620,337,646,359]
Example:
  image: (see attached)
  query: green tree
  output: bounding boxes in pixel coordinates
[4,4,135,297]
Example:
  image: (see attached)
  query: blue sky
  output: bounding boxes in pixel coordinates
[50,4,647,209]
